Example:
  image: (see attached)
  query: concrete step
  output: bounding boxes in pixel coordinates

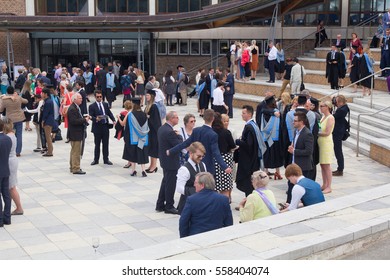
[344,135,370,157]
[315,48,382,61]
[349,116,390,139]
[299,57,381,72]
[352,96,390,111]
[350,110,390,130]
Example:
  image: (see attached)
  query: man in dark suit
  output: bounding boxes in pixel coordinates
[326,44,340,90]
[168,109,232,176]
[179,172,233,238]
[286,111,314,203]
[75,81,88,115]
[89,90,115,166]
[40,88,58,157]
[0,119,12,227]
[205,68,214,108]
[156,111,183,214]
[68,93,90,175]
[380,28,390,77]
[332,95,349,176]
[334,34,346,50]
[224,68,235,118]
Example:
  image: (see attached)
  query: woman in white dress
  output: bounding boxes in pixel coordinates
[3,118,24,215]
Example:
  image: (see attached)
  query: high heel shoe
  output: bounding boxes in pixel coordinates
[142,171,147,177]
[130,170,137,177]
[145,167,158,173]
[266,171,274,179]
[274,171,283,180]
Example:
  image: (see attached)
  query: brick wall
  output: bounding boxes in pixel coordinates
[370,143,390,167]
[0,0,30,67]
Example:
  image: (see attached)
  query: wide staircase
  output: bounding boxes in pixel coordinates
[233,47,390,167]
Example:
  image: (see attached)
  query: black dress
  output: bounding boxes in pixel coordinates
[349,55,360,84]
[146,104,161,158]
[122,110,149,164]
[262,112,283,169]
[198,79,209,110]
[338,52,347,79]
[213,128,236,192]
[360,54,374,89]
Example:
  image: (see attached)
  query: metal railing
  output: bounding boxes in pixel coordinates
[318,67,390,109]
[356,106,390,157]
[283,13,380,57]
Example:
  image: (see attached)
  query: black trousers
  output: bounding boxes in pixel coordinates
[268,60,276,82]
[224,94,234,118]
[156,168,178,210]
[333,135,344,171]
[93,128,110,162]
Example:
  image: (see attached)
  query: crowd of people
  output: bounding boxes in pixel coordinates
[0,53,351,238]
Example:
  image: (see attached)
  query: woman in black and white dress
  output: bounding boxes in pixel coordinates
[212,113,236,201]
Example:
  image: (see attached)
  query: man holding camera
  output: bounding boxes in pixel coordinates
[332,95,349,176]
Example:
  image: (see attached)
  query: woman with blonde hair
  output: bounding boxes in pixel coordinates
[135,69,145,106]
[250,40,259,80]
[3,118,24,215]
[238,170,278,222]
[318,100,335,194]
[276,42,285,80]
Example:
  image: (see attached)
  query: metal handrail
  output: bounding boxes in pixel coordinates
[185,55,221,77]
[284,13,380,55]
[319,67,390,109]
[356,106,390,157]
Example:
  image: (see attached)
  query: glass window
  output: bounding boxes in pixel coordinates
[118,0,127,12]
[190,0,200,11]
[40,39,53,55]
[98,39,112,55]
[157,0,209,13]
[79,39,89,55]
[35,0,88,15]
[58,0,67,12]
[139,0,148,13]
[68,0,77,13]
[168,0,177,13]
[159,0,167,13]
[157,40,167,55]
[179,40,189,55]
[219,40,229,56]
[190,40,200,55]
[201,40,211,55]
[61,39,78,55]
[168,40,178,55]
[107,0,116,12]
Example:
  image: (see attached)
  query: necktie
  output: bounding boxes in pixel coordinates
[98,103,106,124]
[195,164,200,173]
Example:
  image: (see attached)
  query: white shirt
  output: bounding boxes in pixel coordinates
[268,46,278,61]
[290,63,306,82]
[153,88,165,102]
[176,158,206,195]
[230,44,236,54]
[212,87,225,106]
[287,176,306,211]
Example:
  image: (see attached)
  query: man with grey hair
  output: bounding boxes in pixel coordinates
[156,111,183,214]
[67,93,90,175]
[179,172,233,238]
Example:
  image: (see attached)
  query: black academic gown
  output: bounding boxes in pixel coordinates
[146,103,161,158]
[326,51,340,89]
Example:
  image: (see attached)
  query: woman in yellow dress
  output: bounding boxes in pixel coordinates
[318,101,335,194]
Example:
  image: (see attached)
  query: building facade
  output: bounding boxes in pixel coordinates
[0,0,385,78]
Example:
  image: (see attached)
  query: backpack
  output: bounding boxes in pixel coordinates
[183,74,190,85]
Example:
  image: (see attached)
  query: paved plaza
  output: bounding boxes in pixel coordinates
[1,86,390,260]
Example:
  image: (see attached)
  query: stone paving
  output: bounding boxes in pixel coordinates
[1,91,390,260]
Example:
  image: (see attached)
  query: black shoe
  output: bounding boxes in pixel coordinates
[73,170,86,175]
[3,221,11,225]
[104,160,113,165]
[130,170,137,177]
[250,78,255,80]
[40,149,48,154]
[42,153,53,157]
[164,208,179,215]
[90,161,99,165]
[142,171,147,177]
[65,139,70,143]
[145,167,158,173]
[332,170,343,176]
[155,207,164,212]
[266,80,274,83]
[33,148,42,152]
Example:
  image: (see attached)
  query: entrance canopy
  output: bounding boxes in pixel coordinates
[0,0,322,32]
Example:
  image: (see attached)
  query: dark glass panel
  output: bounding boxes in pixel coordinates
[118,0,127,12]
[79,39,89,55]
[98,39,112,55]
[40,39,53,55]
[139,0,148,13]
[190,0,200,11]
[128,0,137,12]
[58,0,67,12]
[68,0,77,12]
[168,0,177,12]
[107,0,116,12]
[158,0,167,13]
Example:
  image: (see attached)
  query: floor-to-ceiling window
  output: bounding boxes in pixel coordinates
[157,0,211,13]
[349,0,386,25]
[96,0,149,14]
[35,0,88,15]
[283,0,341,26]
